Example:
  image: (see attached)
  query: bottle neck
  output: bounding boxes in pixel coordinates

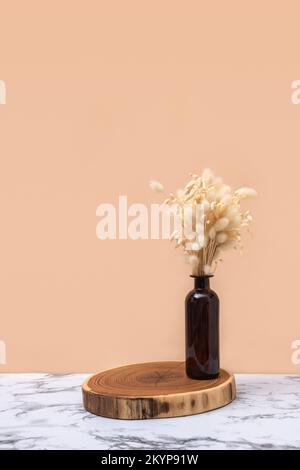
[193,276,211,289]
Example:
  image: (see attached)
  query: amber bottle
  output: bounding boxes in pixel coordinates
[185,275,219,379]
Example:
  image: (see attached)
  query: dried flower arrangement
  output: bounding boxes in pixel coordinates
[149,169,256,276]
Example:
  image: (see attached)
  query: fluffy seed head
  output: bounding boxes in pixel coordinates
[214,217,229,231]
[216,232,228,244]
[235,187,257,198]
[149,180,164,192]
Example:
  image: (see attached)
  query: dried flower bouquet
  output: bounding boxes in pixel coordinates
[150,169,256,276]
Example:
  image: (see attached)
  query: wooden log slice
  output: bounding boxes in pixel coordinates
[82,361,236,420]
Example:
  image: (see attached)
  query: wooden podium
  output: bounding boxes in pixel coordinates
[82,361,236,420]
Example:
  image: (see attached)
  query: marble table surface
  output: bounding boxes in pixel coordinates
[0,373,299,450]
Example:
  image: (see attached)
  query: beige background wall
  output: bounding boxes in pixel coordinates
[0,1,299,372]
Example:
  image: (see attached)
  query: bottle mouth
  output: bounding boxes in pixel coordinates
[190,274,214,279]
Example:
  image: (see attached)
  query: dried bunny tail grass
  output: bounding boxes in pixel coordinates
[227,214,242,228]
[219,239,236,251]
[216,185,231,200]
[219,194,232,206]
[213,176,223,188]
[185,254,198,265]
[202,199,210,212]
[226,205,240,218]
[184,253,200,275]
[204,264,212,275]
[216,232,228,244]
[234,187,257,198]
[208,227,216,239]
[170,230,180,241]
[177,189,185,198]
[207,189,217,202]
[214,217,229,231]
[183,206,193,224]
[150,169,256,275]
[203,234,209,248]
[202,168,214,183]
[185,242,200,251]
[149,180,164,192]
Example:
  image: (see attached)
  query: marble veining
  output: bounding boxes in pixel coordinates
[0,374,300,450]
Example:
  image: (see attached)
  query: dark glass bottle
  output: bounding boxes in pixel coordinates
[185,275,219,380]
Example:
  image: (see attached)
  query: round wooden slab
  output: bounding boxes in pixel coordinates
[82,361,236,420]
